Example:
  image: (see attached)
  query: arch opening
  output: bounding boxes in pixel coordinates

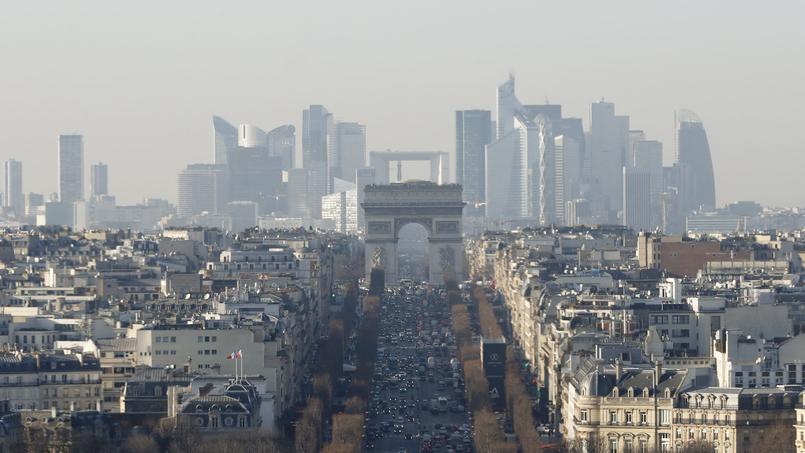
[397,222,429,282]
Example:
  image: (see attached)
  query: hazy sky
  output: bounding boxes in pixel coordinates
[1,1,803,206]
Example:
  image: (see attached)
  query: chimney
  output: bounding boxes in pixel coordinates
[615,359,623,382]
[654,360,662,387]
[96,400,101,412]
[51,406,57,418]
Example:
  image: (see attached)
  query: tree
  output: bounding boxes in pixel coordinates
[295,397,323,453]
[121,435,159,453]
[473,409,508,453]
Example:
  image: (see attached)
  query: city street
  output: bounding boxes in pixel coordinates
[363,285,473,453]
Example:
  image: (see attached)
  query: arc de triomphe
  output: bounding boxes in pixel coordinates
[362,181,465,285]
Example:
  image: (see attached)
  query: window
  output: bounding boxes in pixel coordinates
[671,315,690,324]
[197,336,203,343]
[660,433,669,452]
[609,439,618,453]
[156,337,162,343]
[640,411,647,425]
[579,409,588,422]
[651,315,669,324]
[660,410,670,425]
[170,337,176,343]
[702,413,707,424]
[609,411,618,424]
[625,411,633,424]
[212,336,217,342]
[624,438,633,453]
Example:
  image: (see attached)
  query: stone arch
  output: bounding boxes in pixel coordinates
[362,181,465,285]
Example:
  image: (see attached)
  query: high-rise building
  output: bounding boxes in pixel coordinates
[24,193,44,218]
[3,159,23,217]
[286,168,311,219]
[302,105,332,218]
[213,116,237,165]
[632,140,663,228]
[90,162,109,197]
[266,125,296,171]
[589,102,629,222]
[225,201,258,233]
[58,134,84,204]
[176,164,229,218]
[486,76,564,224]
[355,166,376,232]
[456,110,492,217]
[623,167,652,231]
[330,122,366,184]
[496,75,517,139]
[230,124,283,215]
[677,109,716,213]
[322,182,358,234]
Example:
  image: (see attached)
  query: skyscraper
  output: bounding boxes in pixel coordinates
[355,166,376,232]
[302,105,332,218]
[486,76,565,224]
[213,116,237,165]
[632,140,663,228]
[455,110,492,217]
[589,102,629,222]
[677,109,716,213]
[176,164,229,218]
[58,134,84,204]
[90,162,109,197]
[229,125,284,215]
[3,159,23,217]
[287,168,311,219]
[330,122,366,185]
[266,125,296,171]
[623,167,652,231]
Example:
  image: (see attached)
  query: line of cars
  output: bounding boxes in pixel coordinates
[362,283,473,453]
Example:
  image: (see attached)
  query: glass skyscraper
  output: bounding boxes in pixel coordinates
[677,109,716,213]
[455,110,491,217]
[58,134,84,204]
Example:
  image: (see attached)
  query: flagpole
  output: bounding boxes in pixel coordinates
[233,353,238,380]
[240,350,244,381]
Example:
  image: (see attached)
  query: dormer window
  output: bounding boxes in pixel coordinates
[627,387,634,397]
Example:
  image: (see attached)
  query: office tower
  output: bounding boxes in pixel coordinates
[213,116,238,165]
[90,162,109,197]
[266,125,296,171]
[529,114,558,225]
[623,167,652,231]
[24,193,44,218]
[355,166,376,232]
[633,140,663,228]
[677,109,716,212]
[456,110,492,217]
[225,201,258,233]
[496,75,516,139]
[589,102,629,222]
[486,128,527,219]
[176,164,229,218]
[555,134,583,224]
[58,135,84,204]
[230,124,284,215]
[322,181,358,234]
[3,159,23,217]
[302,105,332,218]
[287,168,311,219]
[486,76,564,224]
[330,122,366,184]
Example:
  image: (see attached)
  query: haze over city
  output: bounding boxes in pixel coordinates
[1,1,803,206]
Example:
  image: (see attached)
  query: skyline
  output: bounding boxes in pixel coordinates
[0,1,803,206]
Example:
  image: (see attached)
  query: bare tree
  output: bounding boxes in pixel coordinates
[121,434,159,453]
